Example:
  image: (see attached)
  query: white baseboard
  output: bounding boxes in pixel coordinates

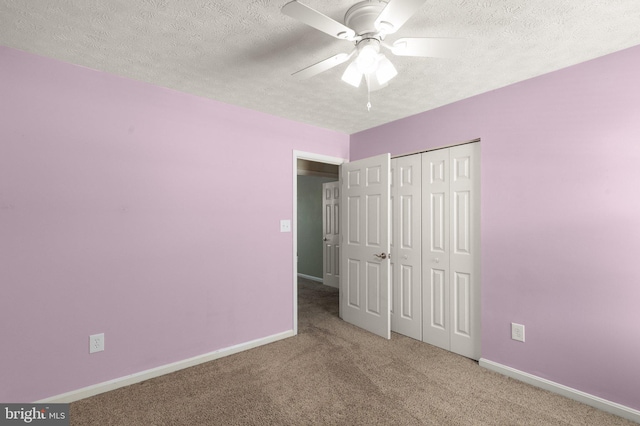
[37,330,295,404]
[297,273,323,283]
[479,358,640,424]
[297,273,339,288]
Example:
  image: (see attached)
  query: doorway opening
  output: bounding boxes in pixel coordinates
[292,151,346,335]
[296,159,339,284]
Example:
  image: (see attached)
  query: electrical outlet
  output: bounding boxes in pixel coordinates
[280,219,291,232]
[89,333,105,353]
[511,323,525,342]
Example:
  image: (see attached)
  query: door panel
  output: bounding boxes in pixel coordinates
[366,262,381,314]
[449,143,480,359]
[390,155,422,340]
[453,191,471,254]
[366,195,381,245]
[422,149,451,350]
[347,259,360,306]
[454,272,471,336]
[400,265,413,317]
[341,154,391,339]
[322,181,340,288]
[430,269,446,329]
[347,196,360,243]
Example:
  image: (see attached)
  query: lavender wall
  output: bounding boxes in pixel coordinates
[0,46,349,402]
[351,45,640,410]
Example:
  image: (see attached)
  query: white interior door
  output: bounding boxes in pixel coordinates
[340,154,391,339]
[322,181,340,288]
[390,155,422,340]
[422,143,480,360]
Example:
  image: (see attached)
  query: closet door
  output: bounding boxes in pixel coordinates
[449,143,481,359]
[390,155,422,340]
[422,143,480,360]
[421,149,451,350]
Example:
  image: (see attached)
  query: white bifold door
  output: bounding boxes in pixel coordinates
[390,155,422,341]
[340,154,391,339]
[322,181,340,288]
[340,143,480,360]
[422,143,481,359]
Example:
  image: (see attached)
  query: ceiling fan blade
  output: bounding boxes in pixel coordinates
[282,1,356,41]
[391,37,464,58]
[374,0,428,34]
[292,51,355,79]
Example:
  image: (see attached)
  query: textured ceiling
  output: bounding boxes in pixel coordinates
[1,0,640,134]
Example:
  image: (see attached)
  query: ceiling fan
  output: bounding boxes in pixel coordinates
[282,0,462,99]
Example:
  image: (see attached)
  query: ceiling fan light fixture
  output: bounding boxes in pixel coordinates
[282,0,458,100]
[356,43,380,74]
[365,73,389,92]
[375,54,398,85]
[341,60,363,87]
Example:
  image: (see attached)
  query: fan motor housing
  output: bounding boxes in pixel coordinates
[344,1,386,36]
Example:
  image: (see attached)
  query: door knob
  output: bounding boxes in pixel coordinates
[323,238,329,241]
[374,253,388,260]
[433,258,440,263]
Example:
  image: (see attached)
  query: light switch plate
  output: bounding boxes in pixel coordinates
[280,219,291,232]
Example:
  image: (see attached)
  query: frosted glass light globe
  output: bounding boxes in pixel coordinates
[356,44,380,74]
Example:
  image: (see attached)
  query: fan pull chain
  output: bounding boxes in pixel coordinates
[367,77,372,111]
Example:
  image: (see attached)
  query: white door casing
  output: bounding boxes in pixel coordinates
[421,143,480,360]
[390,156,422,340]
[322,181,340,288]
[340,154,391,339]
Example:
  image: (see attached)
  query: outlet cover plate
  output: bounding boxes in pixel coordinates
[280,219,291,232]
[89,333,105,353]
[511,323,525,342]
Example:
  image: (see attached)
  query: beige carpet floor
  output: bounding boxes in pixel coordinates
[70,278,636,425]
